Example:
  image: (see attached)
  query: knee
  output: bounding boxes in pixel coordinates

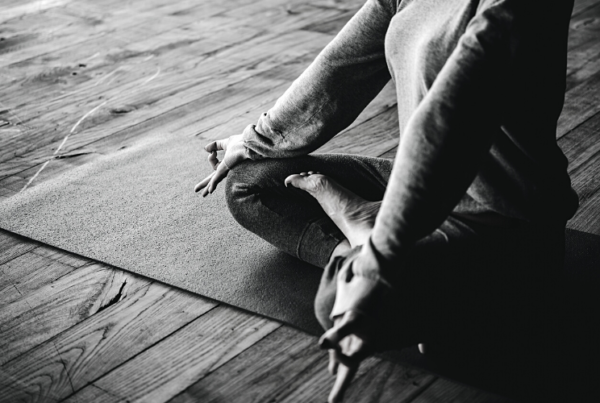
[224,160,258,223]
[225,159,279,227]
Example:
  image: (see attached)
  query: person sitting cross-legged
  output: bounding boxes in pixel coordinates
[195,0,578,401]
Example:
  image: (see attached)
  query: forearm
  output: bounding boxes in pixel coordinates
[243,0,395,159]
[350,2,513,282]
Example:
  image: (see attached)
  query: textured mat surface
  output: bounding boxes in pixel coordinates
[0,133,323,333]
[1,130,599,348]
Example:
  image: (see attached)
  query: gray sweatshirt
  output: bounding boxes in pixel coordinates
[241,0,578,276]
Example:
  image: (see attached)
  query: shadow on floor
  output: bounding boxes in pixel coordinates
[387,229,600,403]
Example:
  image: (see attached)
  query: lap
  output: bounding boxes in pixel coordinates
[317,214,565,346]
[228,153,393,200]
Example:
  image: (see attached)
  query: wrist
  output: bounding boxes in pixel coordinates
[328,241,394,319]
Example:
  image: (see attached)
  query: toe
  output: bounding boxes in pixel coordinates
[284,172,328,192]
[284,173,307,189]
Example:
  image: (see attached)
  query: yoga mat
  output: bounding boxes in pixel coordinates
[0,132,324,334]
[2,130,599,400]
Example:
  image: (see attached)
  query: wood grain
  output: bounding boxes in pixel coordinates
[1,283,216,403]
[167,326,327,403]
[61,384,124,403]
[317,104,399,157]
[30,246,91,269]
[342,360,437,403]
[0,31,333,190]
[0,252,80,306]
[572,0,600,17]
[71,306,281,402]
[0,0,228,69]
[566,2,600,90]
[0,262,151,365]
[411,377,513,403]
[0,230,38,266]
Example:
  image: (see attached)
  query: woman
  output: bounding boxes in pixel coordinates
[196,0,578,401]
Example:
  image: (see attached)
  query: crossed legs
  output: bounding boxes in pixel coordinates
[225,152,565,348]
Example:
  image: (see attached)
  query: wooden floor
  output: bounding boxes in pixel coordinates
[1,0,599,401]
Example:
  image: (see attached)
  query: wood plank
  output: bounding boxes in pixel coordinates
[0,364,63,403]
[412,377,514,403]
[275,357,382,403]
[341,360,437,403]
[561,112,600,235]
[30,246,92,268]
[568,1,600,52]
[572,0,600,17]
[0,230,38,266]
[168,324,435,403]
[68,306,281,402]
[167,326,328,403]
[560,110,600,177]
[0,49,338,195]
[0,76,290,194]
[0,0,229,69]
[277,355,435,403]
[301,10,357,35]
[219,0,363,34]
[566,2,600,89]
[0,0,72,24]
[378,145,398,160]
[317,104,399,157]
[0,14,255,113]
[61,384,124,403]
[566,40,600,91]
[0,251,81,306]
[0,22,266,161]
[568,185,600,234]
[557,71,600,139]
[1,283,216,403]
[0,30,331,176]
[0,263,152,365]
[0,0,346,113]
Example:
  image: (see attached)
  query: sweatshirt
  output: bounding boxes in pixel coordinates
[241,0,578,282]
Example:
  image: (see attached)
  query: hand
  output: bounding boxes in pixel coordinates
[319,310,373,403]
[194,133,246,197]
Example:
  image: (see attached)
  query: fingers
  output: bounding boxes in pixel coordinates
[326,335,365,402]
[209,161,229,192]
[328,350,339,376]
[328,362,358,403]
[194,172,215,193]
[197,160,230,197]
[418,343,427,354]
[196,137,231,196]
[322,311,373,403]
[208,151,219,170]
[204,138,228,153]
[319,311,360,350]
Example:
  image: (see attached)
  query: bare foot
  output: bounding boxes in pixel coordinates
[284,172,381,248]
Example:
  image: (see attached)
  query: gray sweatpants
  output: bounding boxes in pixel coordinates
[225,153,566,349]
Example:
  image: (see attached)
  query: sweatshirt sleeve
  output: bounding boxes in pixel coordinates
[349,1,518,285]
[241,0,396,160]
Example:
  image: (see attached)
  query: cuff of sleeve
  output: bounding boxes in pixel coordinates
[241,124,265,161]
